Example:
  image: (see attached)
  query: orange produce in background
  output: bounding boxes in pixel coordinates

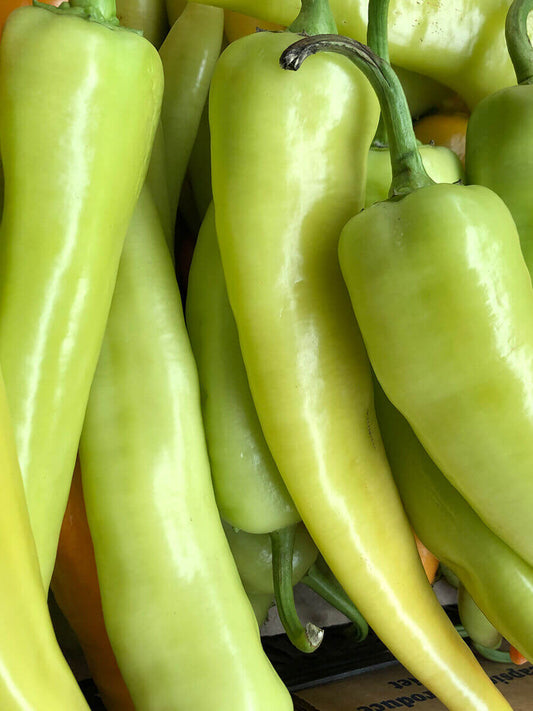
[414,112,469,165]
[51,460,135,711]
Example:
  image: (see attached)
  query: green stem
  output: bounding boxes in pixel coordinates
[367,0,391,147]
[302,558,368,642]
[289,0,337,36]
[69,0,117,23]
[506,0,533,84]
[270,526,324,654]
[473,643,512,664]
[280,34,433,199]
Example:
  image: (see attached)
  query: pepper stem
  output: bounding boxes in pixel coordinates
[367,0,390,147]
[69,0,117,23]
[302,557,369,642]
[289,0,337,36]
[280,34,434,199]
[506,0,533,85]
[270,526,324,653]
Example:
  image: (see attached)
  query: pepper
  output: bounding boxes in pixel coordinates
[115,0,169,47]
[373,381,533,663]
[363,0,464,209]
[0,369,91,710]
[465,0,533,271]
[224,522,369,642]
[224,8,284,41]
[457,585,503,652]
[187,203,367,652]
[0,0,164,590]
[158,2,224,247]
[197,0,520,108]
[211,1,511,706]
[186,203,300,535]
[295,29,533,574]
[79,184,293,711]
[165,0,186,26]
[51,459,135,711]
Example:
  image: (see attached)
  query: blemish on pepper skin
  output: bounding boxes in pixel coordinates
[366,409,376,449]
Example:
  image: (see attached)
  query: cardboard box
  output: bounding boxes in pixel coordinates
[293,659,533,710]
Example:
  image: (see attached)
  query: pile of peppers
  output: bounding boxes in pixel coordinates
[1,0,533,709]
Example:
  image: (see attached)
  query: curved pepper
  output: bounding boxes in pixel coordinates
[465,0,533,271]
[195,0,521,108]
[211,10,510,710]
[51,459,135,711]
[308,28,533,573]
[0,368,91,709]
[279,29,514,710]
[373,381,533,663]
[186,203,300,534]
[0,0,163,590]
[79,185,293,711]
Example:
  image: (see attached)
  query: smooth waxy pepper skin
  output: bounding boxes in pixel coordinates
[80,186,293,711]
[210,23,512,710]
[0,370,91,710]
[186,203,300,534]
[374,382,533,665]
[196,0,521,107]
[340,182,533,571]
[0,1,163,589]
[466,0,533,272]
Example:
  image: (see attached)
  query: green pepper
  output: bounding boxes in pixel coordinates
[187,202,366,652]
[224,522,369,642]
[0,370,90,709]
[211,2,511,707]
[158,1,223,246]
[196,0,519,108]
[465,0,533,272]
[0,0,163,590]
[116,0,169,47]
[293,28,533,575]
[373,382,533,663]
[225,521,324,651]
[186,203,299,535]
[79,185,293,711]
[458,585,503,652]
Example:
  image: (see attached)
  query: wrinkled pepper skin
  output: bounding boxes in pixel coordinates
[197,0,520,107]
[339,182,533,572]
[0,371,90,710]
[210,30,506,711]
[0,3,163,589]
[374,381,533,663]
[79,185,293,711]
[186,203,300,533]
